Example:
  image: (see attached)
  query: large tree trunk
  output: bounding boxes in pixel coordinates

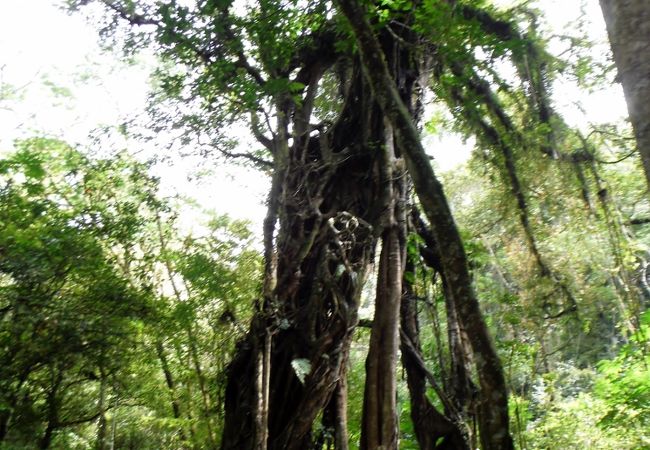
[360,218,404,449]
[335,0,514,448]
[221,3,429,446]
[600,0,650,190]
[359,103,408,447]
[359,16,440,449]
[221,64,390,449]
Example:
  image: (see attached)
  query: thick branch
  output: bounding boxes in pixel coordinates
[335,1,514,448]
[628,217,650,226]
[100,0,266,85]
[101,1,158,26]
[219,148,273,169]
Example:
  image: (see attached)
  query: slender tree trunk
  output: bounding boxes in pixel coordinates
[0,413,8,443]
[400,260,469,450]
[40,367,63,450]
[156,217,218,447]
[186,327,217,447]
[600,0,650,191]
[109,405,117,450]
[40,423,55,450]
[336,1,514,448]
[96,370,107,450]
[413,208,476,425]
[411,211,477,447]
[361,225,403,450]
[155,341,189,446]
[253,330,271,450]
[588,160,639,333]
[331,376,350,450]
[320,347,350,450]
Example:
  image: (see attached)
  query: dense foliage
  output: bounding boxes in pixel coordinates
[1,0,649,448]
[0,139,261,448]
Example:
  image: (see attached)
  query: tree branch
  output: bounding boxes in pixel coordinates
[101,0,157,26]
[628,217,650,226]
[335,1,514,447]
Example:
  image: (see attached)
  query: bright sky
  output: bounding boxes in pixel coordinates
[0,0,268,230]
[0,1,149,145]
[0,0,629,229]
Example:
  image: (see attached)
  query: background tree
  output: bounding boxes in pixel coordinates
[600,0,650,191]
[0,137,261,449]
[0,139,155,448]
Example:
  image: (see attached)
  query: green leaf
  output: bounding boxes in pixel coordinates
[404,270,415,284]
[291,358,311,384]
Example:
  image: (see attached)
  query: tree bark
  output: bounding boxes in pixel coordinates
[400,259,469,450]
[221,66,386,449]
[600,0,650,191]
[320,353,350,450]
[39,367,63,450]
[95,370,107,450]
[335,0,514,448]
[359,117,406,450]
[361,226,403,450]
[412,209,476,424]
[155,341,189,446]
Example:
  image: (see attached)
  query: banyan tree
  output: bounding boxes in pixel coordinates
[69,0,593,448]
